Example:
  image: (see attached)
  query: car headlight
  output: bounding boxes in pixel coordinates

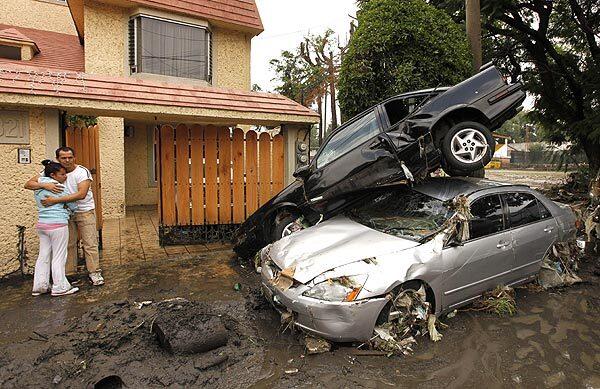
[302,275,368,302]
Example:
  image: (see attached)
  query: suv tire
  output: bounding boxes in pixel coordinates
[441,121,495,171]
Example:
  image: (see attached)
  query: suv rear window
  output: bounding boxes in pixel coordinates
[503,192,543,228]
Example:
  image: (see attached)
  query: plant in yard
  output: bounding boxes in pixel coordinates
[338,0,472,119]
[65,114,97,128]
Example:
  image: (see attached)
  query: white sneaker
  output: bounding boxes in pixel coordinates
[51,287,79,297]
[32,289,49,297]
[89,272,105,286]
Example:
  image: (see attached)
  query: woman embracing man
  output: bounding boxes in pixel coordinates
[25,146,105,297]
[31,160,79,296]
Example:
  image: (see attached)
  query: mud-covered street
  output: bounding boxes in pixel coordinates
[1,243,599,388]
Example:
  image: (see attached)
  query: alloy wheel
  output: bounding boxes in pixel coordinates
[450,128,489,164]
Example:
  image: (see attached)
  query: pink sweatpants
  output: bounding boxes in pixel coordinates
[32,226,72,294]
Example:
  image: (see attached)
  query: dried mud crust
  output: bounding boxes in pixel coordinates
[0,299,264,388]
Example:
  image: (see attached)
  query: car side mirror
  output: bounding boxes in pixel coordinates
[293,164,311,179]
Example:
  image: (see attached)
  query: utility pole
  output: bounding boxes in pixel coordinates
[465,0,482,72]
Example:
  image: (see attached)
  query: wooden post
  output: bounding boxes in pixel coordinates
[466,0,482,72]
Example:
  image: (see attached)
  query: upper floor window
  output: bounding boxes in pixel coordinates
[129,15,212,81]
[0,45,21,60]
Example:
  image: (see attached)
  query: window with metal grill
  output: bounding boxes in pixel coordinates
[129,15,212,82]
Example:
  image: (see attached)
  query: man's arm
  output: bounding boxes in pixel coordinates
[41,180,91,206]
[24,174,64,193]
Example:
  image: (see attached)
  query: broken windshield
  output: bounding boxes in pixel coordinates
[346,187,453,241]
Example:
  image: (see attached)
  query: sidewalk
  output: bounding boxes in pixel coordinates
[99,206,230,268]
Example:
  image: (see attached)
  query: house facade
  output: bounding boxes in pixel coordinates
[0,0,318,276]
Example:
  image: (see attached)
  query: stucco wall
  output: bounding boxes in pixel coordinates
[98,116,125,219]
[0,108,45,276]
[1,0,76,35]
[125,123,158,206]
[84,1,127,76]
[213,27,252,90]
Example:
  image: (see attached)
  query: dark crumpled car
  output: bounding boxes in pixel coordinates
[234,64,525,258]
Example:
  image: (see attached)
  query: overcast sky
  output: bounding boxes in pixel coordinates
[251,0,358,92]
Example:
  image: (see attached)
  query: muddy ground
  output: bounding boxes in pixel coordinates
[485,169,569,187]
[0,247,599,388]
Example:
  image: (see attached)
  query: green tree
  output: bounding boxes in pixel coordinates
[498,111,538,143]
[338,0,472,119]
[300,29,347,130]
[430,0,600,173]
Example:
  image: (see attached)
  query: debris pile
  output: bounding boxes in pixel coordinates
[370,286,443,355]
[471,285,517,316]
[539,241,582,289]
[0,298,265,388]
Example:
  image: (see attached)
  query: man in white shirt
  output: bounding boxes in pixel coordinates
[25,147,104,286]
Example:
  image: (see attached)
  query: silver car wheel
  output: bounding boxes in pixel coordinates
[450,128,489,164]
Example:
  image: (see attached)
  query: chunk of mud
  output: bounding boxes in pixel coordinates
[152,312,228,355]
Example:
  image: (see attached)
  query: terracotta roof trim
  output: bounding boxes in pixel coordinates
[0,63,318,119]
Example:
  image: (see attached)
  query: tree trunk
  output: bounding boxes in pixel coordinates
[323,91,328,138]
[328,57,338,129]
[582,140,600,176]
[317,98,323,146]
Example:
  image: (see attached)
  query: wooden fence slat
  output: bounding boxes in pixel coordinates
[160,125,176,226]
[232,128,245,223]
[272,134,284,194]
[80,126,90,169]
[65,127,73,148]
[258,132,272,206]
[92,125,103,230]
[175,124,191,225]
[73,127,83,164]
[190,125,205,225]
[204,125,219,224]
[86,126,95,174]
[245,131,259,215]
[218,127,232,224]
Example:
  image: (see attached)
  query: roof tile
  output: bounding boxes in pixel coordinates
[115,0,263,32]
[0,24,83,72]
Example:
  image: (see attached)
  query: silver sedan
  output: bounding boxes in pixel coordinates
[259,178,576,342]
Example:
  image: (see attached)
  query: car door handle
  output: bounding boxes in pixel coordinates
[543,226,555,233]
[496,241,510,249]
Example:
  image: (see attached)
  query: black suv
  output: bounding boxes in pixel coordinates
[234,64,525,258]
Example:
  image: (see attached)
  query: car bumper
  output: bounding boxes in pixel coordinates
[260,266,388,342]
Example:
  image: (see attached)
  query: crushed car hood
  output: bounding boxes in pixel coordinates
[269,215,420,284]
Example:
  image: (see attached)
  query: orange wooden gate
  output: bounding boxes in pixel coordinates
[65,125,104,232]
[157,124,284,244]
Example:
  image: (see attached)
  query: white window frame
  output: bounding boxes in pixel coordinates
[129,13,212,82]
